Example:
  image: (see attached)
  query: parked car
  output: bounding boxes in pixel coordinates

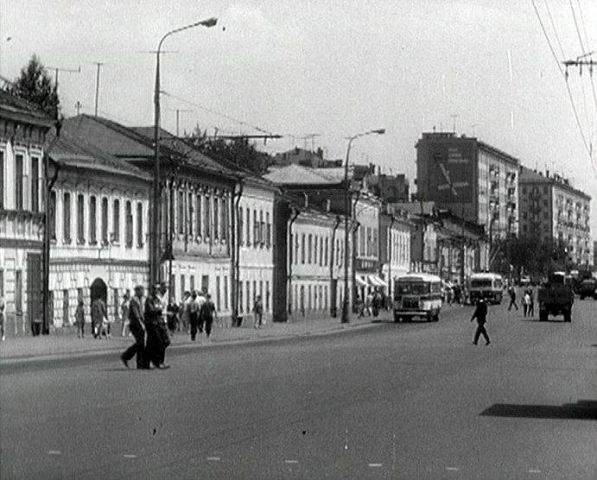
[578,278,597,300]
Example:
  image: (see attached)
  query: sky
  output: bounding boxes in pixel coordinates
[1,0,596,232]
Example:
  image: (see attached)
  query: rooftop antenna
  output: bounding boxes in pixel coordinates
[91,62,104,116]
[450,114,459,133]
[168,108,192,137]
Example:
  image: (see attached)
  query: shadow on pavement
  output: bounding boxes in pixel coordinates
[481,400,597,420]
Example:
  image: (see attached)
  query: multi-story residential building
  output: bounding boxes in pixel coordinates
[47,131,150,327]
[366,173,410,203]
[416,132,519,238]
[272,193,350,322]
[519,166,592,267]
[0,90,54,336]
[272,147,326,168]
[62,116,238,320]
[379,207,412,298]
[234,177,277,324]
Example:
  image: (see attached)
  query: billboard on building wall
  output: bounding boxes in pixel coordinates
[424,141,475,203]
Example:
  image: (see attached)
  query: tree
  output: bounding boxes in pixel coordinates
[10,55,60,118]
[186,126,274,174]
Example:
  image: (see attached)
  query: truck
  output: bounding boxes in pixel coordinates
[537,272,574,322]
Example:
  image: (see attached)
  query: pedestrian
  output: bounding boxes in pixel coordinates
[365,290,373,316]
[189,290,202,341]
[91,297,109,339]
[0,294,5,341]
[372,289,381,317]
[180,291,191,333]
[453,282,462,305]
[166,297,179,334]
[470,299,490,346]
[74,299,85,338]
[120,291,131,337]
[528,288,535,317]
[253,294,264,328]
[200,293,217,339]
[121,285,149,369]
[523,290,531,317]
[144,284,170,369]
[356,293,364,318]
[507,286,518,311]
[196,289,207,334]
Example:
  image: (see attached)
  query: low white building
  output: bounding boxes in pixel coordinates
[0,90,53,336]
[48,132,150,327]
[380,208,412,298]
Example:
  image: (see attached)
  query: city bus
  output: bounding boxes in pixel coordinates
[393,273,443,322]
[468,272,504,304]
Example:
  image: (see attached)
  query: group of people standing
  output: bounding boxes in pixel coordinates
[120,283,172,370]
[356,289,386,318]
[179,289,217,341]
[507,285,535,317]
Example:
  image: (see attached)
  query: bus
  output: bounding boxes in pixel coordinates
[393,273,443,322]
[468,272,504,304]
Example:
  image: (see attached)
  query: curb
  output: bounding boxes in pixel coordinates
[0,320,382,366]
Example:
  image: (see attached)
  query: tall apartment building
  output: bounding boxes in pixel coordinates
[519,166,592,267]
[416,132,519,238]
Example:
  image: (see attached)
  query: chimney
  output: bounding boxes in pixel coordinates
[326,199,331,212]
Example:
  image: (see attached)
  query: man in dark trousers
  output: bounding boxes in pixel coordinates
[145,284,170,369]
[201,293,217,339]
[507,285,518,311]
[121,285,149,369]
[471,299,490,345]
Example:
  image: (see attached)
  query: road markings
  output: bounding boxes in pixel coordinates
[368,463,383,468]
[207,457,221,462]
[48,450,61,455]
[529,469,541,474]
[445,466,459,471]
[123,454,137,459]
[284,460,299,464]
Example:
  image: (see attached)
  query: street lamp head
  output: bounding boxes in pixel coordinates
[372,128,386,135]
[199,17,218,28]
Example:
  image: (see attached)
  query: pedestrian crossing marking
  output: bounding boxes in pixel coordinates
[48,450,61,455]
[445,466,459,471]
[529,469,541,474]
[368,463,383,467]
[284,460,299,464]
[207,457,221,461]
[123,454,137,459]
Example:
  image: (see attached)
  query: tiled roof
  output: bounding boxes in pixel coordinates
[0,89,54,127]
[264,164,344,185]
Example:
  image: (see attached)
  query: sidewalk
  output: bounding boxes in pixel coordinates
[0,311,390,363]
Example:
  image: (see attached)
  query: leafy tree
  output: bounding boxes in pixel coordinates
[10,55,60,118]
[186,126,274,174]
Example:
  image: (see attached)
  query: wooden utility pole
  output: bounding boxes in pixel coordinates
[93,62,104,116]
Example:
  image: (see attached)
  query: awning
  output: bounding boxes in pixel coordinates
[355,275,368,287]
[368,275,388,288]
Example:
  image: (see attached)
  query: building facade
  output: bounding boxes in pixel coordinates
[519,166,592,267]
[379,208,412,298]
[0,90,53,336]
[47,132,150,327]
[416,132,519,238]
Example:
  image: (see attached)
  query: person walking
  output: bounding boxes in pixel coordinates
[120,291,131,337]
[91,297,108,339]
[166,297,180,335]
[507,286,518,311]
[528,288,535,317]
[200,293,217,339]
[74,300,85,338]
[523,290,531,317]
[144,284,170,369]
[189,291,202,341]
[471,299,490,345]
[121,285,149,369]
[0,294,5,341]
[180,291,191,333]
[253,295,264,329]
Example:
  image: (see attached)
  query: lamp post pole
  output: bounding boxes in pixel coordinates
[150,17,218,286]
[341,128,385,323]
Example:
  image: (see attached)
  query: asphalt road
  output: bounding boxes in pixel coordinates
[1,299,596,480]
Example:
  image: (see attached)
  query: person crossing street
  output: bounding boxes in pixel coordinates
[471,299,490,346]
[120,285,149,369]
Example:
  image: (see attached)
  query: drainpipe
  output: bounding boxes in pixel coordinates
[287,206,300,318]
[330,215,341,317]
[232,179,243,324]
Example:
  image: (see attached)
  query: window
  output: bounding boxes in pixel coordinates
[113,199,120,243]
[214,196,219,240]
[180,275,185,301]
[63,192,71,242]
[0,269,4,297]
[216,276,221,310]
[49,190,56,240]
[259,210,264,245]
[253,210,259,246]
[125,201,133,247]
[190,275,195,292]
[77,194,85,243]
[324,237,328,266]
[239,280,244,313]
[188,193,193,237]
[101,197,108,244]
[319,237,324,266]
[196,194,202,237]
[253,280,257,302]
[246,208,251,245]
[301,234,305,264]
[205,194,211,237]
[308,234,312,264]
[136,202,143,247]
[31,157,39,212]
[15,154,24,210]
[222,197,228,241]
[89,196,97,244]
[246,281,250,313]
[178,190,184,235]
[265,281,270,311]
[224,276,228,309]
[0,150,4,209]
[15,270,22,314]
[238,205,243,245]
[266,212,271,247]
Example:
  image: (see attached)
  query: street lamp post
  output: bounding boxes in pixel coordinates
[150,17,218,286]
[341,128,385,323]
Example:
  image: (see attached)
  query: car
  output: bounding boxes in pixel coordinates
[578,278,597,300]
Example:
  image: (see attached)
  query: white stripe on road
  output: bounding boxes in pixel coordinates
[123,454,137,459]
[529,469,541,474]
[368,463,383,468]
[284,460,299,464]
[207,457,221,461]
[445,466,459,471]
[48,450,61,455]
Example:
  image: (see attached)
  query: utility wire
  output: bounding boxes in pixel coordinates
[544,0,566,59]
[531,0,597,179]
[572,0,597,113]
